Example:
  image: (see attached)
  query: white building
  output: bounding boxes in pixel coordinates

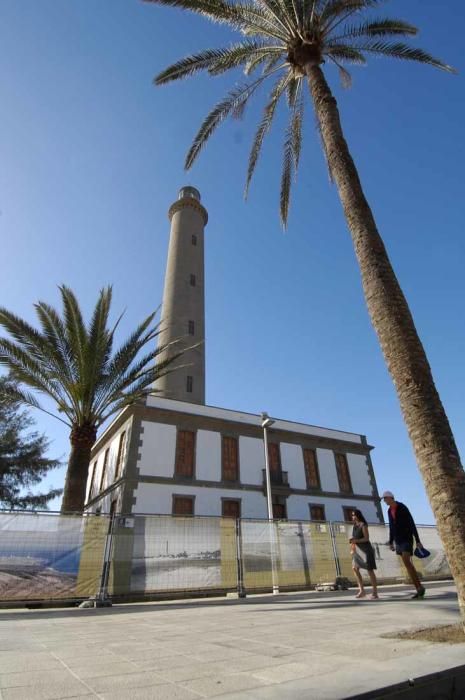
[85,397,382,523]
[85,189,383,524]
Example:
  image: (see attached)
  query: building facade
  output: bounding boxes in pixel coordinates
[85,396,383,523]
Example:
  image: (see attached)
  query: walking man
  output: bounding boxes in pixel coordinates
[381,491,426,599]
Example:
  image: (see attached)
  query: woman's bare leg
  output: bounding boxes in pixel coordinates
[352,567,365,596]
[368,569,378,597]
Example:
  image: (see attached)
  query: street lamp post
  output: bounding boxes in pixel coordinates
[261,412,280,595]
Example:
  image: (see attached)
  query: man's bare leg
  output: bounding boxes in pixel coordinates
[401,552,422,591]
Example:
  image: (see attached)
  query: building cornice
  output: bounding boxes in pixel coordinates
[168,197,208,225]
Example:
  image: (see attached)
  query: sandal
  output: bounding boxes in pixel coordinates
[355,591,366,599]
[369,594,379,600]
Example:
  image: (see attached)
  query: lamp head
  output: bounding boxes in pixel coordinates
[261,412,275,429]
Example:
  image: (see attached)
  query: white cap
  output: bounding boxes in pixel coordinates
[381,490,395,499]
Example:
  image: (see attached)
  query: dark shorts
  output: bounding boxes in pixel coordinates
[395,541,414,556]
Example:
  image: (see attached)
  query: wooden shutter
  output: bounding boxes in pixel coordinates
[268,443,281,474]
[175,431,195,477]
[99,449,110,491]
[343,507,355,522]
[272,502,286,519]
[335,453,353,494]
[115,431,127,480]
[310,504,326,521]
[222,500,240,518]
[173,496,194,515]
[222,436,239,481]
[88,461,97,500]
[303,449,320,489]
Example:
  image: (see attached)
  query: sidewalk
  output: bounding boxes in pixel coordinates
[0,581,462,699]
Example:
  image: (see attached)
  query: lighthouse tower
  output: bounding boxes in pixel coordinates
[156,186,208,405]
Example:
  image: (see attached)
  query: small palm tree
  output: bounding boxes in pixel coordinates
[145,0,465,620]
[0,285,184,513]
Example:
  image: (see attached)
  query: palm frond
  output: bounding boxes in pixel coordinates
[280,80,303,226]
[34,302,76,384]
[0,308,54,368]
[321,0,382,36]
[59,285,88,378]
[325,43,366,64]
[81,288,113,419]
[245,72,292,197]
[331,18,418,43]
[97,346,189,425]
[290,83,304,170]
[96,312,160,398]
[0,383,70,427]
[0,338,72,419]
[245,51,284,76]
[354,41,457,72]
[142,0,244,27]
[258,0,298,38]
[185,74,272,169]
[328,55,352,87]
[144,0,289,39]
[156,42,275,84]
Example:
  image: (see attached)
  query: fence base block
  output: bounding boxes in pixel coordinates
[78,596,112,609]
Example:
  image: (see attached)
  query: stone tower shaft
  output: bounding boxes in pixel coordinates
[156,187,208,404]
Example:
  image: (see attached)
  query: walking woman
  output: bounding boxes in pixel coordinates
[350,509,379,600]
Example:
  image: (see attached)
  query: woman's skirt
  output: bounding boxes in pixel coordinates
[352,542,377,571]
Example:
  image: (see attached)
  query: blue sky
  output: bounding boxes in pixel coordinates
[1,0,464,524]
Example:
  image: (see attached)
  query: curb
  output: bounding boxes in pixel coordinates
[347,663,465,699]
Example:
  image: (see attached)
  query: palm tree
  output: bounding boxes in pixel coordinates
[0,285,184,513]
[145,0,465,620]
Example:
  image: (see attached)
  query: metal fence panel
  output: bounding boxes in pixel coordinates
[0,512,453,602]
[240,519,337,590]
[108,514,238,596]
[0,512,108,601]
[331,522,452,583]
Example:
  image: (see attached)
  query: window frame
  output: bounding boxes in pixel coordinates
[221,498,241,519]
[309,503,326,522]
[172,494,195,516]
[115,431,127,481]
[342,506,357,522]
[99,448,110,492]
[268,442,282,474]
[221,435,240,482]
[272,496,287,520]
[186,375,193,393]
[334,452,353,494]
[303,448,321,490]
[174,429,196,478]
[89,460,98,500]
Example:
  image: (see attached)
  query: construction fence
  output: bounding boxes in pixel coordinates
[0,511,452,604]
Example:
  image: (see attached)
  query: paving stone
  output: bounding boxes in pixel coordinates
[181,671,272,697]
[99,684,200,699]
[85,670,168,692]
[0,669,77,689]
[0,653,63,673]
[69,660,139,678]
[1,681,94,700]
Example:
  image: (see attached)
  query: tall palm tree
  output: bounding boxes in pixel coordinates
[145,0,465,620]
[0,285,184,513]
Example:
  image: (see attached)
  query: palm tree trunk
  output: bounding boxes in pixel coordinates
[61,424,97,514]
[306,64,465,623]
